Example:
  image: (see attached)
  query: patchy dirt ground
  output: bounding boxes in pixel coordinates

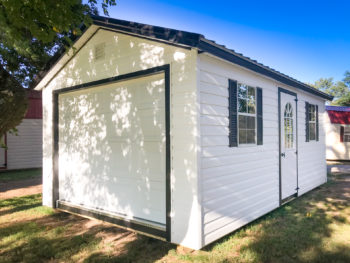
[1,174,350,262]
[0,177,42,199]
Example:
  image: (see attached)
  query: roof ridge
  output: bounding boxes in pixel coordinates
[31,15,334,100]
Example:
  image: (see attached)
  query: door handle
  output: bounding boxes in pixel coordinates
[281,152,285,157]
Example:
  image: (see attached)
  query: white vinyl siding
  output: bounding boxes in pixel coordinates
[6,119,42,170]
[325,120,350,160]
[199,53,327,246]
[295,93,326,195]
[199,54,279,245]
[42,29,202,249]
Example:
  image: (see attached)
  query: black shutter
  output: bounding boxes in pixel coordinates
[228,79,238,147]
[316,105,319,141]
[340,126,344,142]
[256,87,263,145]
[305,102,310,142]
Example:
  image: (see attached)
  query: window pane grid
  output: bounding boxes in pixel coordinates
[344,127,350,142]
[308,104,317,141]
[238,83,256,145]
[284,103,293,148]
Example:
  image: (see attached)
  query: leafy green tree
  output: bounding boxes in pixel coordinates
[313,77,348,101]
[333,92,350,106]
[312,71,350,106]
[343,71,350,87]
[0,0,116,138]
[0,64,28,144]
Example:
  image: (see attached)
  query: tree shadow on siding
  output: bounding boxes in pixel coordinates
[44,27,197,249]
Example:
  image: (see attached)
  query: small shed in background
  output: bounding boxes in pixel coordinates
[325,105,350,161]
[0,90,42,170]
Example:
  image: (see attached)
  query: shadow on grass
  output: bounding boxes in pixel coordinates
[2,176,350,263]
[200,178,350,263]
[0,168,42,183]
[0,203,41,217]
[0,194,42,216]
[84,236,175,263]
[0,195,175,263]
[0,176,42,192]
[0,215,174,263]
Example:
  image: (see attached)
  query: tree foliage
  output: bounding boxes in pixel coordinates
[0,0,116,86]
[0,64,28,140]
[0,0,116,138]
[312,71,350,106]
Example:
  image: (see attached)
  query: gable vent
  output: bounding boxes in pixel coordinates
[94,43,105,61]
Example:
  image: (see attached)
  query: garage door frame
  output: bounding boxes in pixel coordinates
[52,64,171,241]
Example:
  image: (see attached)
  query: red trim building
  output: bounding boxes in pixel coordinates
[326,105,350,160]
[0,90,42,169]
[25,90,42,119]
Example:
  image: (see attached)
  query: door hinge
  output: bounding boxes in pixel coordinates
[295,151,298,154]
[295,187,300,190]
[281,152,285,157]
[295,98,298,102]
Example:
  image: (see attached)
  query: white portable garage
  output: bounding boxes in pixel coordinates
[35,15,332,249]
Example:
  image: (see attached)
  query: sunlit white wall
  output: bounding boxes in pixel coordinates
[42,28,202,249]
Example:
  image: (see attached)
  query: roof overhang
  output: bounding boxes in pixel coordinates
[32,15,334,101]
[197,39,333,100]
[33,25,99,91]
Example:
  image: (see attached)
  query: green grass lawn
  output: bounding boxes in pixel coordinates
[0,175,350,262]
[0,168,42,182]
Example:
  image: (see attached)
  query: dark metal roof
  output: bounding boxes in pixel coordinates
[326,105,350,112]
[327,108,350,124]
[33,15,333,100]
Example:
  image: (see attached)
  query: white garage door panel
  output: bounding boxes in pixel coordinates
[58,73,166,225]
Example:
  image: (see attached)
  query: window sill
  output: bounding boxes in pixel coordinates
[237,144,258,148]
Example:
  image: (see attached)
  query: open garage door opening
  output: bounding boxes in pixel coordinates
[52,66,171,240]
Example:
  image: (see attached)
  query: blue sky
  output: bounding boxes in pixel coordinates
[103,0,350,84]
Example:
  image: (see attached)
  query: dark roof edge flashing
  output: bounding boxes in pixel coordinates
[32,15,334,101]
[197,38,333,101]
[91,15,204,48]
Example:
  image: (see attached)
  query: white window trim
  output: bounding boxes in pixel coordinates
[308,104,317,141]
[343,126,350,142]
[284,103,294,149]
[237,83,257,146]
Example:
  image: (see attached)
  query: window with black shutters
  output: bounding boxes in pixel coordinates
[229,79,263,147]
[341,126,350,142]
[305,102,319,142]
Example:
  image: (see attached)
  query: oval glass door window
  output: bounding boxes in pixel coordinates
[284,103,293,148]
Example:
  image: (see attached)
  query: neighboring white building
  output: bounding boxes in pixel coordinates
[0,90,42,170]
[325,105,350,160]
[34,16,332,250]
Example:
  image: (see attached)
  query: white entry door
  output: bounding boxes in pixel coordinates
[280,91,298,200]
